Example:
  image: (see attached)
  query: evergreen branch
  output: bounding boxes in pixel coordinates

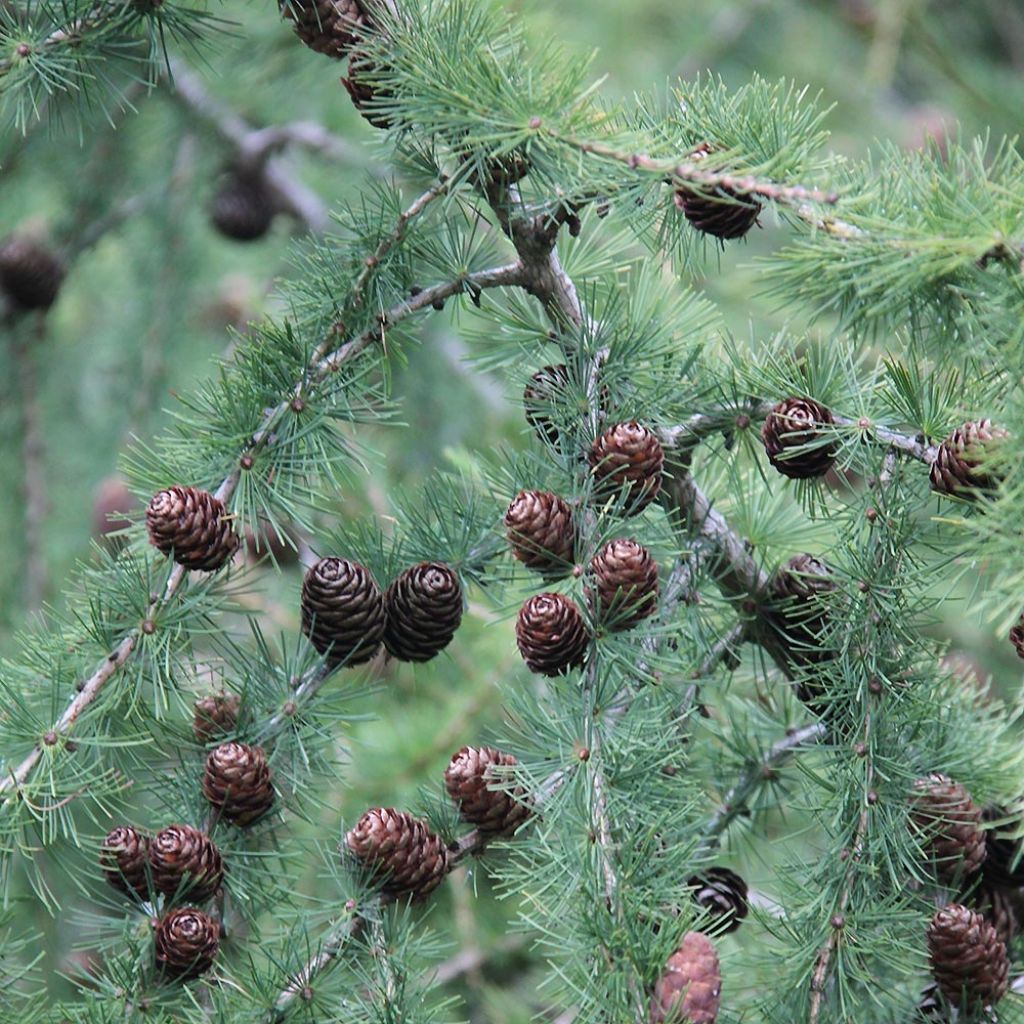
[0,5,110,78]
[832,415,939,464]
[431,935,528,985]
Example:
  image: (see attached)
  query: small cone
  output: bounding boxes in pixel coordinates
[523,364,572,447]
[154,907,220,981]
[760,397,837,480]
[650,931,722,1024]
[505,491,576,578]
[927,903,1009,1009]
[100,826,150,898]
[209,170,277,242]
[0,234,65,311]
[588,538,659,630]
[930,420,1009,499]
[148,824,224,903]
[688,867,749,935]
[910,774,987,882]
[383,562,463,662]
[980,806,1024,888]
[969,878,1019,948]
[589,422,664,514]
[345,807,448,899]
[515,593,590,676]
[202,742,275,827]
[343,49,393,127]
[146,486,240,572]
[673,143,760,242]
[444,745,531,836]
[192,692,240,744]
[300,556,386,666]
[281,0,370,57]
[767,553,837,667]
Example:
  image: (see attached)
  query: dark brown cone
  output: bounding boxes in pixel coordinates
[672,144,760,242]
[300,557,386,666]
[281,0,370,56]
[761,397,837,480]
[588,538,659,630]
[146,486,240,572]
[969,878,1019,948]
[345,807,448,899]
[1009,617,1024,660]
[209,171,277,242]
[192,692,240,744]
[203,742,275,827]
[650,931,722,1024]
[930,420,1009,499]
[980,806,1024,888]
[927,903,1009,1009]
[101,826,150,898]
[523,364,571,447]
[910,775,987,882]
[444,745,531,836]
[767,553,837,674]
[0,235,65,311]
[515,592,590,676]
[505,491,575,577]
[383,562,463,662]
[149,825,224,903]
[588,422,664,514]
[688,867,749,935]
[343,49,393,127]
[154,907,220,981]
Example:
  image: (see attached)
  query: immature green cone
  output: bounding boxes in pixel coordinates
[760,397,837,479]
[930,420,1009,499]
[650,931,722,1024]
[146,486,240,572]
[282,0,370,57]
[910,774,986,882]
[927,904,1008,1009]
[505,491,576,577]
[202,742,275,826]
[588,422,664,514]
[383,562,463,662]
[589,538,659,630]
[192,692,240,744]
[100,826,150,898]
[301,557,386,666]
[0,234,66,311]
[345,807,448,899]
[209,170,277,242]
[523,364,571,447]
[515,592,589,676]
[444,745,531,836]
[672,143,761,241]
[688,867,749,935]
[149,824,224,903]
[155,907,220,981]
[343,49,393,127]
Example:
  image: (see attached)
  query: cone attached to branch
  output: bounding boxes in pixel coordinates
[930,420,1009,499]
[101,826,150,898]
[927,903,1009,1010]
[688,867,749,935]
[343,49,393,127]
[910,774,986,882]
[969,878,1020,948]
[505,491,576,578]
[523,364,571,447]
[209,169,278,242]
[761,397,837,480]
[445,745,531,836]
[383,562,463,662]
[345,807,448,900]
[515,592,589,676]
[192,692,240,744]
[203,742,275,827]
[146,486,240,572]
[767,553,837,666]
[650,931,722,1024]
[155,907,220,981]
[980,806,1024,888]
[281,0,371,57]
[588,538,659,630]
[588,422,664,514]
[149,824,224,903]
[0,234,66,311]
[673,143,761,242]
[301,556,386,666]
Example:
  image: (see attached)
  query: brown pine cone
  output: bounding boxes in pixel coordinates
[202,742,275,827]
[688,867,749,935]
[927,903,1009,1009]
[301,556,386,666]
[154,907,220,981]
[980,806,1024,888]
[523,364,571,447]
[767,553,837,669]
[343,49,393,127]
[515,592,590,676]
[100,826,150,898]
[1009,616,1024,660]
[761,397,837,480]
[505,491,576,578]
[968,878,1019,948]
[149,825,224,903]
[209,170,277,242]
[146,486,240,572]
[0,235,66,311]
[910,775,986,882]
[588,422,664,514]
[345,807,448,900]
[383,562,463,662]
[588,538,659,630]
[192,692,240,744]
[444,745,531,836]
[281,0,371,57]
[672,144,761,242]
[930,420,1009,499]
[650,931,722,1024]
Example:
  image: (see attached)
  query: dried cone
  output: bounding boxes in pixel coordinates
[345,807,448,899]
[927,903,1008,1009]
[930,420,1009,499]
[209,170,277,243]
[155,907,220,981]
[523,364,571,447]
[1009,616,1024,660]
[768,553,837,670]
[910,774,987,882]
[383,562,463,662]
[282,0,370,57]
[100,826,150,898]
[343,49,393,127]
[444,745,531,836]
[589,538,659,630]
[761,397,837,480]
[515,593,589,676]
[149,825,224,903]
[589,422,664,514]
[688,867,749,935]
[505,491,575,578]
[673,143,761,241]
[146,486,240,572]
[301,557,386,666]
[203,742,275,827]
[192,692,240,744]
[0,235,65,311]
[650,931,722,1024]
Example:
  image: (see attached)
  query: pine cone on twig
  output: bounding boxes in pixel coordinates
[282,0,371,57]
[515,593,590,676]
[383,562,463,662]
[149,825,224,903]
[688,867,749,934]
[650,931,722,1023]
[301,556,386,666]
[505,490,576,578]
[761,397,837,480]
[673,143,761,242]
[910,774,987,882]
[155,907,220,980]
[146,486,240,572]
[100,826,150,898]
[927,903,1008,1010]
[930,420,1009,499]
[202,742,275,826]
[192,692,240,744]
[589,422,664,514]
[588,538,659,630]
[445,745,531,836]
